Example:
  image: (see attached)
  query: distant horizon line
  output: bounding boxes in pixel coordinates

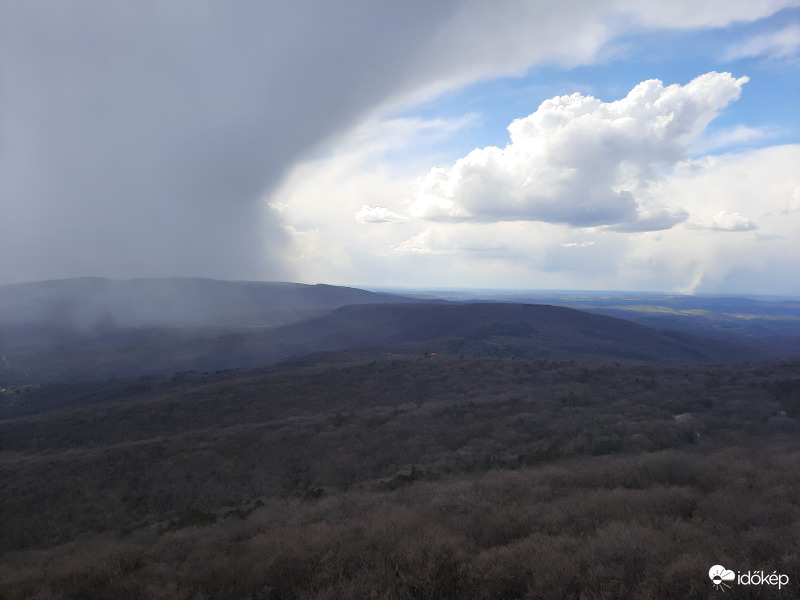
[1,275,798,301]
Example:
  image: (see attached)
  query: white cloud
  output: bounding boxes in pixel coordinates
[367,146,799,293]
[356,205,407,223]
[408,72,747,230]
[392,225,515,256]
[394,230,444,255]
[687,210,757,231]
[621,145,800,293]
[620,1,800,29]
[724,24,800,61]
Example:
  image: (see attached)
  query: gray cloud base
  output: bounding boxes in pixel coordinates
[0,1,459,283]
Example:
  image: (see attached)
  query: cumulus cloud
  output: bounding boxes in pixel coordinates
[724,24,800,60]
[378,146,799,294]
[408,72,748,230]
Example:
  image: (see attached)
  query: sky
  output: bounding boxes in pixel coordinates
[2,1,799,295]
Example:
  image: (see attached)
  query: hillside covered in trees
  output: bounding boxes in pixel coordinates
[2,278,799,598]
[2,355,800,598]
[3,278,796,385]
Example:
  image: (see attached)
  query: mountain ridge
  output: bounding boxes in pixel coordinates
[1,278,797,385]
[269,301,771,364]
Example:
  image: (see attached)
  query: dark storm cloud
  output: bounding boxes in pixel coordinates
[0,1,460,283]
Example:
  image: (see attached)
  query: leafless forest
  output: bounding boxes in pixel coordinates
[2,355,799,599]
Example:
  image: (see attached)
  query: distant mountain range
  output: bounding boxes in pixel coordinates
[1,278,798,384]
[411,289,800,338]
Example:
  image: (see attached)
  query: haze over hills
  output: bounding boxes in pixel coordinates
[0,278,420,383]
[1,277,798,385]
[0,277,418,329]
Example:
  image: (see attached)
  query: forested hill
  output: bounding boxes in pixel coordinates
[269,302,772,364]
[1,279,796,385]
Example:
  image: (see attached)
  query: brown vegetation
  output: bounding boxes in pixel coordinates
[1,357,799,598]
